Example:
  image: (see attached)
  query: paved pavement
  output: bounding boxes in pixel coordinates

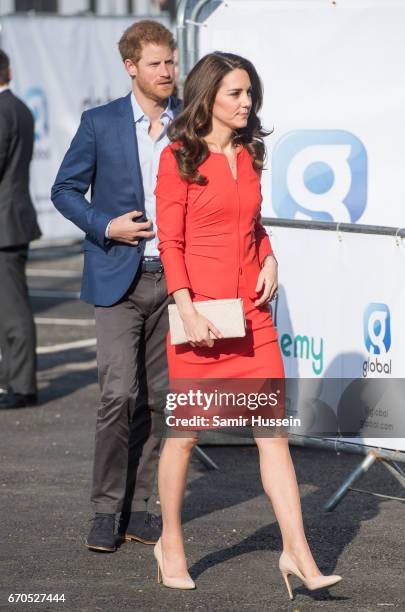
[1,244,404,612]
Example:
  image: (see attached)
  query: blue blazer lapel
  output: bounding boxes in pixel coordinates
[117,93,145,212]
[171,95,183,118]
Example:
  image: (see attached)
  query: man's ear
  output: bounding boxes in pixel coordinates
[123,59,137,79]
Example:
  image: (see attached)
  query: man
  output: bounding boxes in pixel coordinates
[0,49,41,410]
[51,21,178,552]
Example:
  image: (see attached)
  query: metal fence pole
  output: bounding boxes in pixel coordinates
[323,451,378,512]
[176,0,189,97]
[186,0,213,73]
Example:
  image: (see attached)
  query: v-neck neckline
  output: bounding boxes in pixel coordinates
[209,146,243,182]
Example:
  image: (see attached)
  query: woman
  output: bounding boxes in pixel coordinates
[154,52,342,598]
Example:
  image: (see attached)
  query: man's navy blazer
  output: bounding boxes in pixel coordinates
[51,92,180,307]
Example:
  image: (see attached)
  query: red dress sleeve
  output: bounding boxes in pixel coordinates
[254,175,273,265]
[155,145,191,294]
[255,213,273,265]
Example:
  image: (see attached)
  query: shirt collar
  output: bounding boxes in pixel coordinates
[130,91,174,124]
[0,85,10,94]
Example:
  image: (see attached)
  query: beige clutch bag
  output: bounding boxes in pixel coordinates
[168,298,246,345]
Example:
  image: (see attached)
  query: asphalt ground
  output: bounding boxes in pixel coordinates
[1,244,404,612]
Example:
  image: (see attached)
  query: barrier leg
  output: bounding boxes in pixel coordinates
[323,451,377,512]
[380,459,405,489]
[194,445,219,470]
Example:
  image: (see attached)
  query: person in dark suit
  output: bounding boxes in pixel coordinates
[51,21,179,553]
[0,49,41,410]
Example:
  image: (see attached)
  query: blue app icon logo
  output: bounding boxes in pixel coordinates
[272,130,367,222]
[364,303,391,355]
[24,86,49,141]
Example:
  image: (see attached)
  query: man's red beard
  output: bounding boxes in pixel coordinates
[136,77,175,102]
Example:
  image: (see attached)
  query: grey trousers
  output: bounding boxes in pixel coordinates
[0,245,37,395]
[91,270,171,513]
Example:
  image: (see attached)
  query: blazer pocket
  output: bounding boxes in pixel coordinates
[83,241,102,252]
[82,239,113,254]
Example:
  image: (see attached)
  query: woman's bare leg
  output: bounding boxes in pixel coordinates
[158,434,198,576]
[255,436,321,577]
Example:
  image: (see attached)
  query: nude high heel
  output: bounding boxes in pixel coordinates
[153,538,196,590]
[279,551,342,600]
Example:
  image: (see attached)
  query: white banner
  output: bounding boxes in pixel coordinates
[0,15,169,240]
[199,0,405,228]
[268,224,405,451]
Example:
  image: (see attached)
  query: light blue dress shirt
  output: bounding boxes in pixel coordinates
[130,92,174,258]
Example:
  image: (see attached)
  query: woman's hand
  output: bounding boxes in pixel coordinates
[254,254,278,307]
[181,310,223,348]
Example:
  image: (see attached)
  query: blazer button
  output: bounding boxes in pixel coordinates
[137,246,141,253]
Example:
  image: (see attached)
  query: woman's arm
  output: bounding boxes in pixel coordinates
[173,288,222,348]
[155,147,191,294]
[255,254,278,307]
[155,147,222,347]
[254,181,278,306]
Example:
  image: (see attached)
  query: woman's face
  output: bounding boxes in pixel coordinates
[211,68,252,131]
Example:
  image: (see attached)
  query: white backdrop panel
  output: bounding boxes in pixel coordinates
[199,0,405,227]
[0,15,169,240]
[268,223,405,451]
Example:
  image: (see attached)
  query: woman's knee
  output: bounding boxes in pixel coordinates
[164,434,199,454]
[255,435,289,453]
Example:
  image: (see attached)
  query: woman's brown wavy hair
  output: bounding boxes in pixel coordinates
[168,51,270,184]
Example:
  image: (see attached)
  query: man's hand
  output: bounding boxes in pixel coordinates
[254,254,278,307]
[108,210,155,246]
